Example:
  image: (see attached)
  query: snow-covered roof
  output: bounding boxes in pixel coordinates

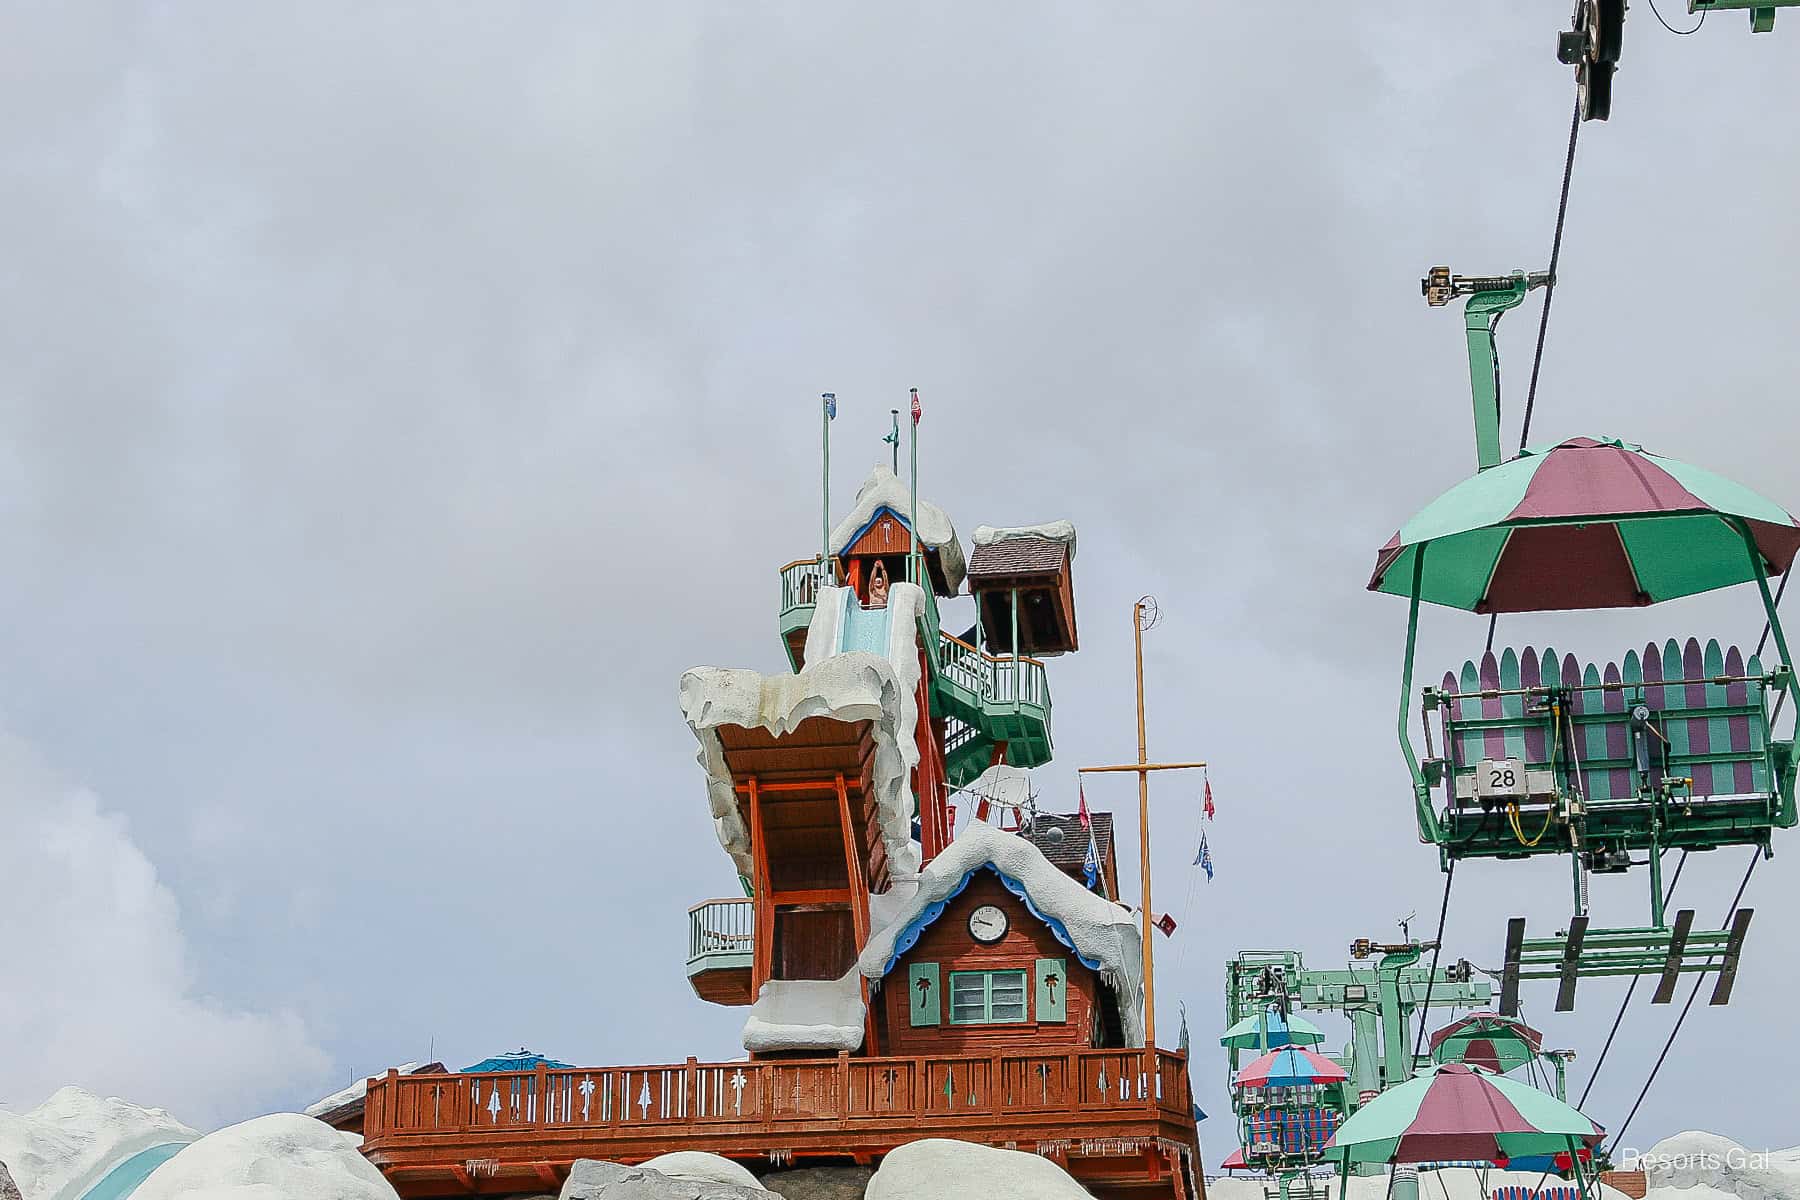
[972,521,1077,559]
[301,1063,422,1120]
[682,586,924,882]
[828,465,967,594]
[855,821,1145,1045]
[742,976,866,1054]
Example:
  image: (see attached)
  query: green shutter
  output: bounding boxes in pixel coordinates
[1035,958,1068,1023]
[908,962,941,1026]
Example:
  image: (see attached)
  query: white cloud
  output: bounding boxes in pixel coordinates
[0,731,330,1128]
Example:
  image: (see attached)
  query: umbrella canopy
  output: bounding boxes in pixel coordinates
[1222,1009,1329,1050]
[1429,1013,1544,1075]
[1369,437,1800,613]
[1236,1046,1350,1088]
[460,1048,573,1073]
[1221,1148,1250,1170]
[1324,1063,1603,1166]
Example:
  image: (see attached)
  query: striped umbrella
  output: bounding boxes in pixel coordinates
[1369,437,1800,613]
[1323,1063,1603,1167]
[1235,1046,1350,1089]
[1428,1013,1543,1075]
[1221,1009,1329,1051]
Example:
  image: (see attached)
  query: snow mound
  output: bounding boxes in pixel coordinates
[1635,1131,1800,1200]
[742,976,866,1054]
[130,1113,396,1200]
[960,764,1034,815]
[682,645,920,884]
[856,821,1144,1045]
[560,1158,773,1198]
[302,1064,421,1121]
[0,1163,20,1200]
[0,1087,197,1200]
[972,522,1077,558]
[828,465,966,594]
[866,1139,1092,1199]
[638,1153,763,1189]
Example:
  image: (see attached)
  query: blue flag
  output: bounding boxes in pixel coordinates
[822,392,837,419]
[1082,828,1101,891]
[1196,831,1214,881]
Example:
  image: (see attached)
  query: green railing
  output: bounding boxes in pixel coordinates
[686,898,754,971]
[779,557,834,615]
[937,630,1048,713]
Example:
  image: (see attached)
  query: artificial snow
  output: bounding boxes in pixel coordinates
[741,975,866,1054]
[855,821,1145,1045]
[864,1138,1094,1200]
[972,521,1077,558]
[130,1113,396,1200]
[1636,1132,1800,1200]
[958,763,1035,818]
[827,465,967,595]
[301,1064,420,1121]
[0,1087,197,1200]
[637,1153,764,1189]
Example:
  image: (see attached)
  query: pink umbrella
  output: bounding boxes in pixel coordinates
[1221,1148,1250,1169]
[1235,1046,1350,1088]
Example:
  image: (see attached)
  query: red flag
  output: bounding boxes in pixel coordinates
[1203,774,1215,821]
[910,387,921,425]
[1156,912,1178,938]
[1077,779,1091,829]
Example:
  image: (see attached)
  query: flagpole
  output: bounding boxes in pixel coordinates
[908,387,920,587]
[821,394,833,571]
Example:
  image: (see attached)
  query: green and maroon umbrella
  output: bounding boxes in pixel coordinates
[1323,1063,1603,1167]
[1428,1013,1543,1075]
[1368,437,1800,613]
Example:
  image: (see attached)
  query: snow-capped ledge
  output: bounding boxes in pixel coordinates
[827,464,967,594]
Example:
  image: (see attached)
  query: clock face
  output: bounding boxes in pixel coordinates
[968,904,1009,943]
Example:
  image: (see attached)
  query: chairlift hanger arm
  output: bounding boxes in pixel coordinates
[1422,266,1552,472]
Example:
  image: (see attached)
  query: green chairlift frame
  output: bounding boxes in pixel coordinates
[1378,268,1800,1011]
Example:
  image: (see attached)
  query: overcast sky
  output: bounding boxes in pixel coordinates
[3,2,1797,1157]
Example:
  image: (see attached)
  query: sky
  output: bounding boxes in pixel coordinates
[1,0,1797,1156]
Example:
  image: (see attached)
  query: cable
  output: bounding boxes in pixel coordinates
[1412,861,1458,1058]
[1575,850,1689,1107]
[1517,96,1584,452]
[1645,0,1707,34]
[1611,848,1760,1148]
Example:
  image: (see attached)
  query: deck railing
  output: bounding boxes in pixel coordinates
[363,1048,1192,1144]
[687,899,753,965]
[938,630,1049,712]
[779,558,835,617]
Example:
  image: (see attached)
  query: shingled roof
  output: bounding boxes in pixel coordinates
[1023,811,1114,871]
[967,535,1068,579]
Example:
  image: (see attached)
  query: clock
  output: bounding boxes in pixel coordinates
[968,904,1008,943]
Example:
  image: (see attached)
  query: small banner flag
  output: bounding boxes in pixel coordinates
[1077,779,1091,829]
[1082,827,1101,892]
[1196,831,1214,881]
[1156,912,1178,938]
[1203,772,1215,821]
[822,392,836,419]
[910,387,922,425]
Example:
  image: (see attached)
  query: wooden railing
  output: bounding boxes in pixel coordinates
[687,899,753,964]
[363,1048,1192,1144]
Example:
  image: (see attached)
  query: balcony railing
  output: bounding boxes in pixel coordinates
[779,558,835,618]
[363,1048,1193,1145]
[938,631,1049,713]
[687,899,753,969]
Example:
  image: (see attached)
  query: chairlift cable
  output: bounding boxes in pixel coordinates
[1516,95,1585,453]
[1611,848,1760,1148]
[1411,861,1458,1058]
[1575,850,1689,1107]
[1644,0,1707,35]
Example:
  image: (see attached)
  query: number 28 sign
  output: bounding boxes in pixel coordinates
[1476,757,1527,799]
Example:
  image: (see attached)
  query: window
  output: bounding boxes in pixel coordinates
[948,969,1029,1025]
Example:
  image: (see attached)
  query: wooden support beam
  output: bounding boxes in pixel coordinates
[1710,908,1754,1006]
[749,776,772,997]
[1500,917,1525,1016]
[1554,916,1589,1012]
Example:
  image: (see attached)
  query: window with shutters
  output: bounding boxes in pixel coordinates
[948,969,1030,1025]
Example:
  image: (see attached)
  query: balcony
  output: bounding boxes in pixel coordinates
[686,899,753,1006]
[361,1048,1200,1198]
[778,558,836,670]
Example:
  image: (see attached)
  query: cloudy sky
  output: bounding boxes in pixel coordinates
[3,1,1797,1154]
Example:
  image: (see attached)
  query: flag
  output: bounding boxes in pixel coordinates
[822,392,836,419]
[1177,1002,1191,1056]
[1082,827,1101,892]
[1196,831,1214,881]
[910,387,921,425]
[1156,912,1178,938]
[1203,773,1215,821]
[1077,779,1091,829]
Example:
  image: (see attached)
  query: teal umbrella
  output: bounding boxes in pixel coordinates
[1221,1009,1328,1051]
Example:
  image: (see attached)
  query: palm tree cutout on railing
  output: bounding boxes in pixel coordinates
[729,1069,747,1116]
[578,1077,595,1121]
